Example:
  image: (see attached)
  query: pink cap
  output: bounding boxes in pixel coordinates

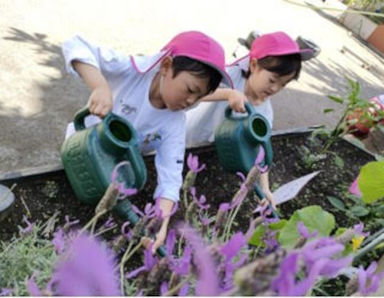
[250,31,313,61]
[162,31,233,88]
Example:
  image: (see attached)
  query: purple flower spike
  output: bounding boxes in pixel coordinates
[353,223,370,237]
[198,211,213,226]
[121,221,133,240]
[160,282,169,295]
[52,233,119,296]
[110,161,138,199]
[297,221,318,239]
[192,193,210,210]
[236,171,246,182]
[220,232,246,261]
[219,202,231,212]
[27,273,42,296]
[178,224,220,296]
[254,146,269,173]
[349,175,362,197]
[165,229,176,255]
[52,228,66,254]
[127,245,158,279]
[358,262,384,295]
[0,288,13,296]
[187,153,206,173]
[169,244,192,276]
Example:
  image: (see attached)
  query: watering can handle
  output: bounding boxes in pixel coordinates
[73,106,91,131]
[224,101,255,119]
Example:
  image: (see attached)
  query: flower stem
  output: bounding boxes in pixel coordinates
[119,241,142,295]
[79,209,108,235]
[163,274,192,296]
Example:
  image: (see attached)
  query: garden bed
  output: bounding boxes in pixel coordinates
[0,129,376,242]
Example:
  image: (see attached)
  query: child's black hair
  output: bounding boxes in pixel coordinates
[171,56,222,93]
[242,54,302,80]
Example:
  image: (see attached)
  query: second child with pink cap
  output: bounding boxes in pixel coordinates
[186,31,313,208]
[62,31,232,252]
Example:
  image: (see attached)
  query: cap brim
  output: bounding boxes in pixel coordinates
[201,61,233,89]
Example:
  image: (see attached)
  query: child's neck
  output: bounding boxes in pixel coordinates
[149,72,166,109]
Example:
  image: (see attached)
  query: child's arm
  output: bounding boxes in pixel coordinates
[152,198,174,253]
[72,61,113,118]
[200,88,247,113]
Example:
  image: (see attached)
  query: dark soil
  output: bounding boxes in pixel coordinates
[0,132,376,242]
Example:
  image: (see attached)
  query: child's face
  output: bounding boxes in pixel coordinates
[158,57,210,111]
[246,59,296,105]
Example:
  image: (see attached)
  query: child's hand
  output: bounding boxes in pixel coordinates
[228,90,248,113]
[88,85,113,118]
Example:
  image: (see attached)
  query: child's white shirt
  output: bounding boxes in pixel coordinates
[63,35,185,203]
[185,60,273,148]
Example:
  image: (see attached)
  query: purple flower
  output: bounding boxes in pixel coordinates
[263,230,280,253]
[178,223,220,296]
[0,288,13,296]
[219,202,231,212]
[103,216,115,228]
[169,244,192,276]
[121,221,133,240]
[349,175,362,197]
[220,232,246,261]
[52,233,119,296]
[301,237,352,278]
[160,282,168,295]
[187,153,206,173]
[52,228,65,254]
[27,273,42,296]
[353,222,370,237]
[165,229,176,255]
[297,221,318,239]
[198,211,213,226]
[126,245,158,279]
[272,237,353,295]
[254,146,268,173]
[110,161,138,199]
[358,262,384,295]
[190,187,210,210]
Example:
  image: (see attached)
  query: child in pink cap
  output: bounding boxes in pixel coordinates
[186,31,313,208]
[62,31,232,252]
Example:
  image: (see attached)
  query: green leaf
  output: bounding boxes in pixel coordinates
[327,196,346,211]
[359,161,384,204]
[278,205,335,248]
[269,219,287,231]
[323,108,334,114]
[248,225,267,247]
[328,95,344,104]
[334,155,344,169]
[350,205,370,217]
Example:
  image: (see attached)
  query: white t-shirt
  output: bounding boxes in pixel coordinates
[185,58,273,148]
[63,35,185,203]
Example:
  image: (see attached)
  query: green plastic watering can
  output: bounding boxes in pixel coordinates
[215,102,278,219]
[61,106,147,205]
[214,102,273,174]
[61,106,166,257]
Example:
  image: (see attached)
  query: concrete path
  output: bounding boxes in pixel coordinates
[1,0,383,175]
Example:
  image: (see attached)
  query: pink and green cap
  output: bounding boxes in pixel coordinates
[250,31,313,61]
[162,31,233,88]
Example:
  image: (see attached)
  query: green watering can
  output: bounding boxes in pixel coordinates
[61,107,166,257]
[61,106,147,204]
[215,102,278,218]
[214,102,273,174]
